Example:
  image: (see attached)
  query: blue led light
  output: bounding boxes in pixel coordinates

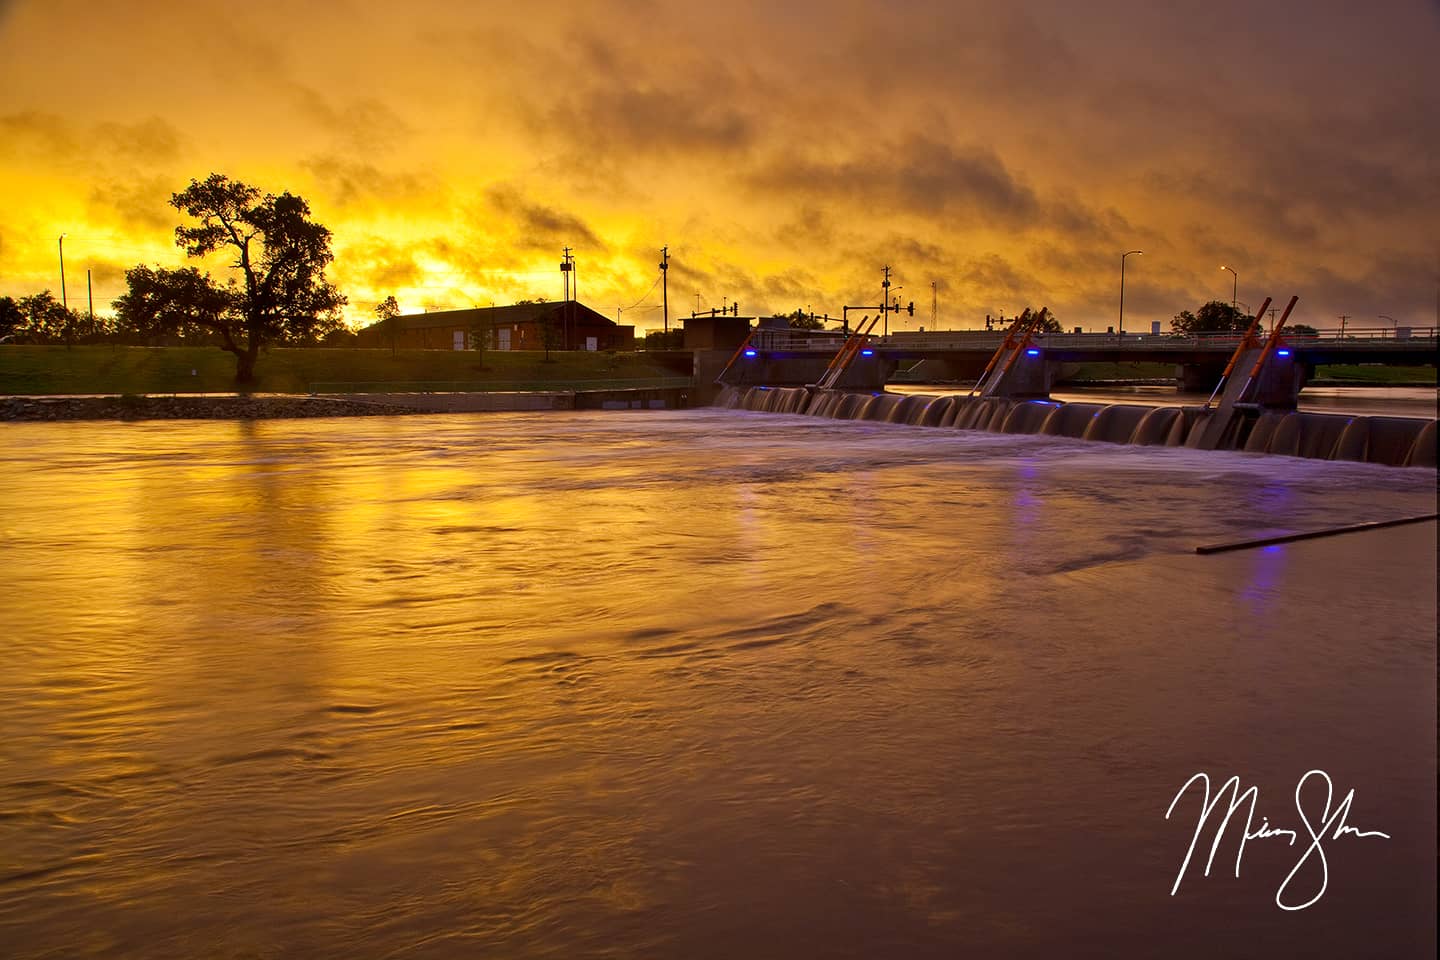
[743,349,758,357]
[860,348,874,356]
[1025,348,1040,356]
[1276,349,1291,357]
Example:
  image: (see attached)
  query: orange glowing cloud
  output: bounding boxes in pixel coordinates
[1,0,1436,332]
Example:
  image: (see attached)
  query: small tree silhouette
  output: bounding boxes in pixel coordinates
[376,295,401,356]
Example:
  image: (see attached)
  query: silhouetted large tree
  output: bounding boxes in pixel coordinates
[1172,300,1252,334]
[114,174,346,383]
[1018,306,1061,333]
[780,308,823,330]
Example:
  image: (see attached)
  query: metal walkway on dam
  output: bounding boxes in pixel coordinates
[746,324,1438,376]
[724,322,1436,395]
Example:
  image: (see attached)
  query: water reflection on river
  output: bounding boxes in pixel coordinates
[1,412,1435,958]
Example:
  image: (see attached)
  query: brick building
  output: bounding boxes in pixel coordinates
[356,302,635,352]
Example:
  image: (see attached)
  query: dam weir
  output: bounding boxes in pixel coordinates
[714,385,1438,469]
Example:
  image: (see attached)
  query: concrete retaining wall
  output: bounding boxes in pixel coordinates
[329,386,694,412]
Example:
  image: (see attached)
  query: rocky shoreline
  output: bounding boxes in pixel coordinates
[0,395,425,421]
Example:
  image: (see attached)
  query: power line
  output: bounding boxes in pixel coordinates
[621,275,660,312]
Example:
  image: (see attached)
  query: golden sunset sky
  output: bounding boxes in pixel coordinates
[2,0,1437,333]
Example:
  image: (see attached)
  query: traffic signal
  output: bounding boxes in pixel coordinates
[907,301,914,316]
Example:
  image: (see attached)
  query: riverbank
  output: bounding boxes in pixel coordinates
[0,382,696,421]
[0,344,690,396]
[0,395,424,421]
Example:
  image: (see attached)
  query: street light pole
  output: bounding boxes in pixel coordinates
[58,233,67,309]
[1220,265,1237,311]
[1119,250,1142,335]
[659,246,669,336]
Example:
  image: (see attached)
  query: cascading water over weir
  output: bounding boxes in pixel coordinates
[712,297,1437,468]
[712,385,1437,468]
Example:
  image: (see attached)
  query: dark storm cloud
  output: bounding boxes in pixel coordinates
[751,137,1039,224]
[484,185,606,252]
[0,111,74,157]
[757,268,823,309]
[1042,194,1132,246]
[548,82,757,156]
[290,88,413,154]
[496,21,770,165]
[0,112,180,168]
[85,258,129,289]
[1298,255,1438,322]
[833,0,1082,106]
[774,205,835,246]
[884,235,950,269]
[1163,86,1440,247]
[87,177,175,231]
[301,155,432,208]
[958,253,1041,297]
[95,117,179,163]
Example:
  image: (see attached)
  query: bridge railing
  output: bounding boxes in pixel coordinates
[741,326,1437,354]
[881,327,1437,350]
[749,330,848,351]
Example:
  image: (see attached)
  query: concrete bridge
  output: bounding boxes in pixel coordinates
[735,325,1437,395]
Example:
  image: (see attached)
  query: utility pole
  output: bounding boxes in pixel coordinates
[659,246,669,335]
[58,234,67,309]
[1339,314,1350,337]
[87,270,93,324]
[1268,306,1277,335]
[881,265,891,337]
[931,280,937,327]
[560,247,574,350]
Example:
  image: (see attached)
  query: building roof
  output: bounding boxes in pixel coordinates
[358,301,618,333]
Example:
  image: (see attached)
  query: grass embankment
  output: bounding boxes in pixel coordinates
[1058,362,1174,382]
[1310,364,1435,385]
[0,345,691,396]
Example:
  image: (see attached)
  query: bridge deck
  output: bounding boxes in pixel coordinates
[748,326,1438,365]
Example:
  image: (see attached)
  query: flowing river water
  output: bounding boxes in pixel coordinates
[1,411,1435,958]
